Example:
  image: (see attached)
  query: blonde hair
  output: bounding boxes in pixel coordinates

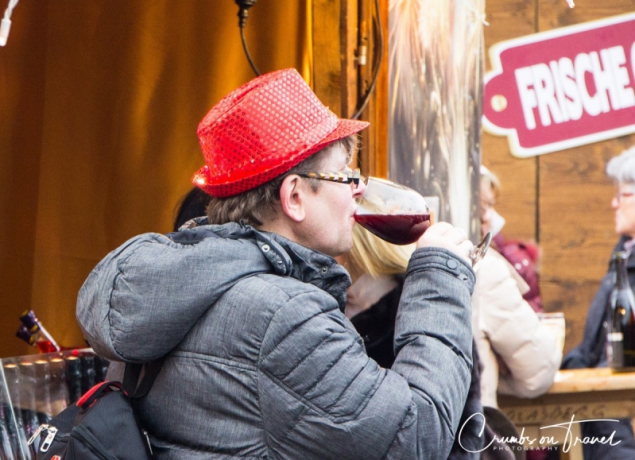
[480,165,501,199]
[348,224,415,278]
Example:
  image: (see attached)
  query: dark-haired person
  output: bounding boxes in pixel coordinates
[172,186,211,231]
[76,69,476,459]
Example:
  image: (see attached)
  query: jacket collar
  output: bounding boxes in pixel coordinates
[174,219,351,311]
[615,236,635,269]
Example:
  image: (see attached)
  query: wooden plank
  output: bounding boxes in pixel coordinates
[537,0,635,354]
[484,0,539,47]
[538,0,635,31]
[541,281,604,356]
[312,0,343,116]
[483,0,538,242]
[358,0,389,178]
[341,0,359,120]
[502,399,635,426]
[485,0,635,357]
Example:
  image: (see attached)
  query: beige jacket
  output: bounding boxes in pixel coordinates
[472,249,562,408]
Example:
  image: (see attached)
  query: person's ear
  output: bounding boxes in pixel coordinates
[279,175,306,222]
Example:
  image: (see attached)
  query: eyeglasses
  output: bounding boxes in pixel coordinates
[297,168,361,189]
[615,191,635,203]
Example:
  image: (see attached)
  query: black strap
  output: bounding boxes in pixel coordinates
[122,357,166,399]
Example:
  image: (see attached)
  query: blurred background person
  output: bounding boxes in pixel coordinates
[471,236,562,411]
[561,146,635,460]
[480,166,542,313]
[476,167,561,409]
[173,175,555,458]
[350,166,559,418]
[477,168,563,460]
[344,223,557,459]
[341,224,485,459]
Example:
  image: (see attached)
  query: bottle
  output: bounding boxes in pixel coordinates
[18,361,41,454]
[607,251,635,371]
[3,360,28,459]
[35,359,53,425]
[48,356,70,412]
[17,310,61,353]
[65,355,83,404]
[80,355,96,395]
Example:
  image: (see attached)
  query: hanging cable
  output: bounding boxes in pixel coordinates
[351,0,383,120]
[0,0,19,47]
[235,0,261,76]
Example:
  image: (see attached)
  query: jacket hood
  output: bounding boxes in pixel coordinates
[76,221,350,362]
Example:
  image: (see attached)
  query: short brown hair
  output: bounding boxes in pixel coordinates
[206,135,358,226]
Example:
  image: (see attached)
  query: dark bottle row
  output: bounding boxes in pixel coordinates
[0,349,109,460]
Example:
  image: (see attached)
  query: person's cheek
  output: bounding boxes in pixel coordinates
[481,207,492,225]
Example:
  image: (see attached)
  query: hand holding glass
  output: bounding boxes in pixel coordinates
[354,177,491,268]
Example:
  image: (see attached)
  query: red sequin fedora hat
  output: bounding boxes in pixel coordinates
[192,68,369,197]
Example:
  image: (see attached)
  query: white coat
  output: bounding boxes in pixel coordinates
[472,249,562,408]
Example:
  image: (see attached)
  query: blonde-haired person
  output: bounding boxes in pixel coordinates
[480,166,543,312]
[346,205,559,458]
[77,69,477,459]
[475,167,561,410]
[342,225,486,459]
[342,225,414,367]
[471,248,562,408]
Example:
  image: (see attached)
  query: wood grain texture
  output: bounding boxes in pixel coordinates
[484,0,635,357]
[359,0,389,179]
[341,0,359,119]
[483,0,538,242]
[312,0,343,116]
[312,0,634,361]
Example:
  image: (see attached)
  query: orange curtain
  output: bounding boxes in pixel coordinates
[0,1,308,358]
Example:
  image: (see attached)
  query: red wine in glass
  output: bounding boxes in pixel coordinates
[355,177,492,268]
[355,177,431,245]
[354,213,431,245]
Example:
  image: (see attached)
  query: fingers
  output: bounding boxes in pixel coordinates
[458,239,475,260]
[416,222,472,264]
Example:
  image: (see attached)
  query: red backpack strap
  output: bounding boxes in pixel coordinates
[76,380,124,408]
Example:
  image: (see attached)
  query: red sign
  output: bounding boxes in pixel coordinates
[483,13,635,158]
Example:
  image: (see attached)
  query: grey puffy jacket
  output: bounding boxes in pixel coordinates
[76,222,475,459]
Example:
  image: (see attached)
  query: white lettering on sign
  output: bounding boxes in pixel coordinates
[515,45,635,130]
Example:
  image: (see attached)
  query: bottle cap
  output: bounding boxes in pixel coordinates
[612,251,628,261]
[19,309,41,333]
[16,325,36,345]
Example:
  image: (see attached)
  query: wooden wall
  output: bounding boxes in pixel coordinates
[2,0,631,360]
[320,0,635,356]
[482,0,635,355]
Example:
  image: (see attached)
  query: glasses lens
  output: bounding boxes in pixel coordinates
[350,169,360,188]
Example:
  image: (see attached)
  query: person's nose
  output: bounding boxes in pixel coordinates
[353,179,367,199]
[481,205,492,225]
[611,196,620,209]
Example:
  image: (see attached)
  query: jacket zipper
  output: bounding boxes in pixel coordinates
[71,425,119,460]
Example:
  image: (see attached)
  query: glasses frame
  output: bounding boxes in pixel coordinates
[297,168,361,188]
[615,191,635,203]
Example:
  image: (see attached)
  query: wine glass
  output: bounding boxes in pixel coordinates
[354,177,491,269]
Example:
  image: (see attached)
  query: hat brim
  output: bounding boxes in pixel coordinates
[193,117,369,197]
